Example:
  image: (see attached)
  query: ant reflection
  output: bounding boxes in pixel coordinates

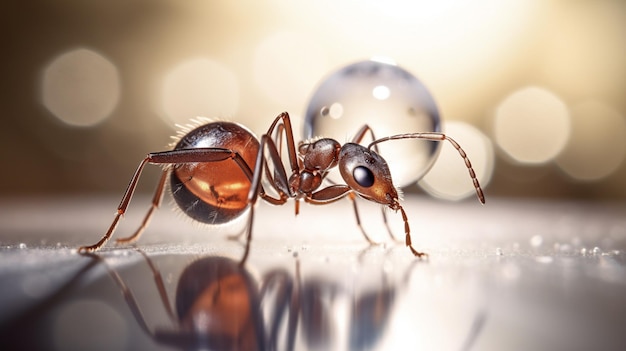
[88,249,402,351]
[88,249,485,351]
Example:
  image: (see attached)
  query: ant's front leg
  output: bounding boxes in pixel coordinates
[305,186,379,245]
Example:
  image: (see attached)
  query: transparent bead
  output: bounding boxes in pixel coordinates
[304,59,441,187]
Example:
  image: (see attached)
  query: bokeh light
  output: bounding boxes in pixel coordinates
[556,101,626,181]
[494,86,570,164]
[161,58,239,126]
[420,121,494,201]
[537,1,626,98]
[41,48,120,127]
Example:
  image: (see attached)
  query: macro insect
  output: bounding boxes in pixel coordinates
[78,112,485,263]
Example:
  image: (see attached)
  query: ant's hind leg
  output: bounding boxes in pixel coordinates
[78,157,153,253]
[116,169,168,245]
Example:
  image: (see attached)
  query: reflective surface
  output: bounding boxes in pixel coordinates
[1,196,625,350]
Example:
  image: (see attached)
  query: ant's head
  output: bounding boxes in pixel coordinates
[338,143,400,207]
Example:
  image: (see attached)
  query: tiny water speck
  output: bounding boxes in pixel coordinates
[592,247,602,255]
[18,243,27,249]
[496,248,503,256]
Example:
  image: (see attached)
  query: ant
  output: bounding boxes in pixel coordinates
[78,112,485,263]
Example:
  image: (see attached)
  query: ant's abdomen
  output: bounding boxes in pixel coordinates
[169,122,260,224]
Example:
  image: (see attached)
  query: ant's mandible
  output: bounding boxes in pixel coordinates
[78,112,485,264]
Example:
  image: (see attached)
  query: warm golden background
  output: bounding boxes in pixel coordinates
[2,0,625,200]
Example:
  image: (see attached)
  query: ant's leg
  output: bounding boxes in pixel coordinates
[116,169,168,244]
[348,193,379,245]
[239,134,292,265]
[79,148,258,253]
[398,205,428,258]
[265,112,300,176]
[381,208,403,243]
[305,185,379,244]
[79,157,152,253]
[351,124,378,145]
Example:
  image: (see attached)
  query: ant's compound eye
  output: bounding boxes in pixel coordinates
[353,166,375,187]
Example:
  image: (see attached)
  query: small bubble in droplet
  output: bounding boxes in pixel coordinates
[18,243,27,249]
[530,235,543,247]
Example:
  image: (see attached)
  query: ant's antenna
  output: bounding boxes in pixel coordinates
[368,133,485,204]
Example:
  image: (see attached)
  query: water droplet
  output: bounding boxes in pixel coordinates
[530,235,543,247]
[580,248,587,255]
[495,248,503,256]
[304,59,441,187]
[18,243,27,249]
[592,247,602,255]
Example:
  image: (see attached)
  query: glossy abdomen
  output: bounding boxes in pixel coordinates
[170,122,260,224]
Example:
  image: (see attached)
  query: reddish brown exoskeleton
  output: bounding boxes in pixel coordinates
[78,112,485,264]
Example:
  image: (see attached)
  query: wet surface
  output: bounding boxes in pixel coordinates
[0,196,625,350]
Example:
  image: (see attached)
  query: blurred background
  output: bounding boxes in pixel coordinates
[2,0,625,201]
